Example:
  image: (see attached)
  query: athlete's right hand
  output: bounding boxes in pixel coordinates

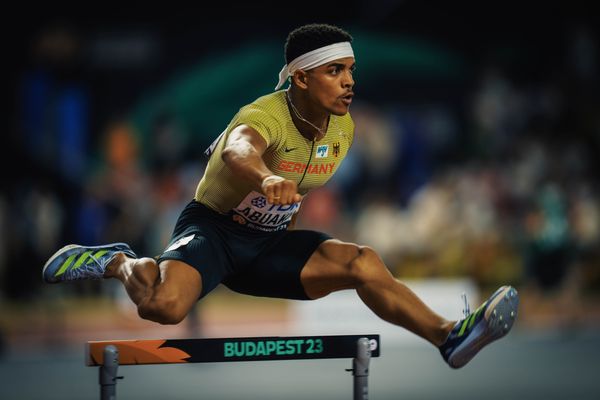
[261,175,302,205]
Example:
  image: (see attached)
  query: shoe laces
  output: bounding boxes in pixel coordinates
[67,252,110,280]
[87,253,104,268]
[461,291,471,318]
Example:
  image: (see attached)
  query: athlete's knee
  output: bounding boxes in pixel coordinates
[137,290,190,325]
[135,257,158,267]
[130,257,160,285]
[347,245,381,283]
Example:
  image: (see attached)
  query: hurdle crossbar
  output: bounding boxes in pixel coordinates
[87,334,380,400]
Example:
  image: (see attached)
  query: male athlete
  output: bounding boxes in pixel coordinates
[42,23,519,369]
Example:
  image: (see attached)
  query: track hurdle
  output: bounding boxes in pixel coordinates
[86,334,380,400]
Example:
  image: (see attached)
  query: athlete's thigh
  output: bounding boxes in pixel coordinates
[299,239,363,299]
[222,230,331,300]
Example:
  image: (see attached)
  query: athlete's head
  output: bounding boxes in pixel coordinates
[277,23,356,116]
[284,23,353,65]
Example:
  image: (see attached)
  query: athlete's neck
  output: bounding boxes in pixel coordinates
[286,88,329,142]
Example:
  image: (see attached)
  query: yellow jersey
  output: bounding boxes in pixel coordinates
[195,90,354,231]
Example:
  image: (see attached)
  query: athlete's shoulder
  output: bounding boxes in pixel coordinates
[244,91,287,113]
[235,91,287,123]
[232,91,287,147]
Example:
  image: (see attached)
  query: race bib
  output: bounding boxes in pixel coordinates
[231,191,301,232]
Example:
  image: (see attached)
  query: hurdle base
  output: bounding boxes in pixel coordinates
[90,335,378,400]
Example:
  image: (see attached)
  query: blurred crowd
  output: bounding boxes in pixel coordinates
[2,20,599,321]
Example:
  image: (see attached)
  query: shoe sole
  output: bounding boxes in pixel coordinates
[42,243,132,283]
[448,286,519,368]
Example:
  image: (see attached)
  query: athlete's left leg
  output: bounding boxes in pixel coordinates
[300,239,455,346]
[300,239,519,368]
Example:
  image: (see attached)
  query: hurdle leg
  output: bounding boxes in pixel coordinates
[100,345,121,400]
[351,338,371,400]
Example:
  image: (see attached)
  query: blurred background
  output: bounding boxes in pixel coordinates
[2,1,600,399]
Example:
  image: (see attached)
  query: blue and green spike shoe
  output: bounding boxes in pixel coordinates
[42,243,137,283]
[439,285,519,369]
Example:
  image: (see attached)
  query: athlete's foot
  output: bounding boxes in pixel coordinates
[438,285,519,369]
[42,243,137,283]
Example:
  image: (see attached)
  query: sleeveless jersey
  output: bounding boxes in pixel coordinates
[195,90,354,232]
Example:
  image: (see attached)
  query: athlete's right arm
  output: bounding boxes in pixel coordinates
[222,125,302,205]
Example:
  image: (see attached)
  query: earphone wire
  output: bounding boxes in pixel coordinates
[286,89,327,140]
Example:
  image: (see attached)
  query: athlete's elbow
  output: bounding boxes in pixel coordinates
[221,146,234,163]
[222,144,251,165]
[221,149,244,177]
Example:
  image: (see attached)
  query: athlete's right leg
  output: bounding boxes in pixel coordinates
[42,242,203,325]
[105,255,202,325]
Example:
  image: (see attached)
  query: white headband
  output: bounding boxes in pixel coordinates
[274,41,354,90]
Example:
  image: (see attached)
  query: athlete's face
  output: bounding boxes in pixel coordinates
[304,57,355,116]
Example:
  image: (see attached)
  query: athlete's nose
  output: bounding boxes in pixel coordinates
[342,69,354,89]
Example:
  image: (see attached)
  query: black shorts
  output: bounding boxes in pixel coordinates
[157,200,331,300]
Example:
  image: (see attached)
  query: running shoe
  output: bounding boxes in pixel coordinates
[42,243,137,283]
[439,285,519,369]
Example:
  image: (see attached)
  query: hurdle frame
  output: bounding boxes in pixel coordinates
[87,334,380,400]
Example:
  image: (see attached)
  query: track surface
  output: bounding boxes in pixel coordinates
[1,329,598,400]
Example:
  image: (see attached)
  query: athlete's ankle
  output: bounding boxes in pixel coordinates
[437,320,457,347]
[103,252,129,278]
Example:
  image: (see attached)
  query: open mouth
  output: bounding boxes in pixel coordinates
[340,93,354,105]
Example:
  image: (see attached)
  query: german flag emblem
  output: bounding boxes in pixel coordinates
[333,142,340,157]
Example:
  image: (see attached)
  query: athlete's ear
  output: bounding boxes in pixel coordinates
[291,70,308,89]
